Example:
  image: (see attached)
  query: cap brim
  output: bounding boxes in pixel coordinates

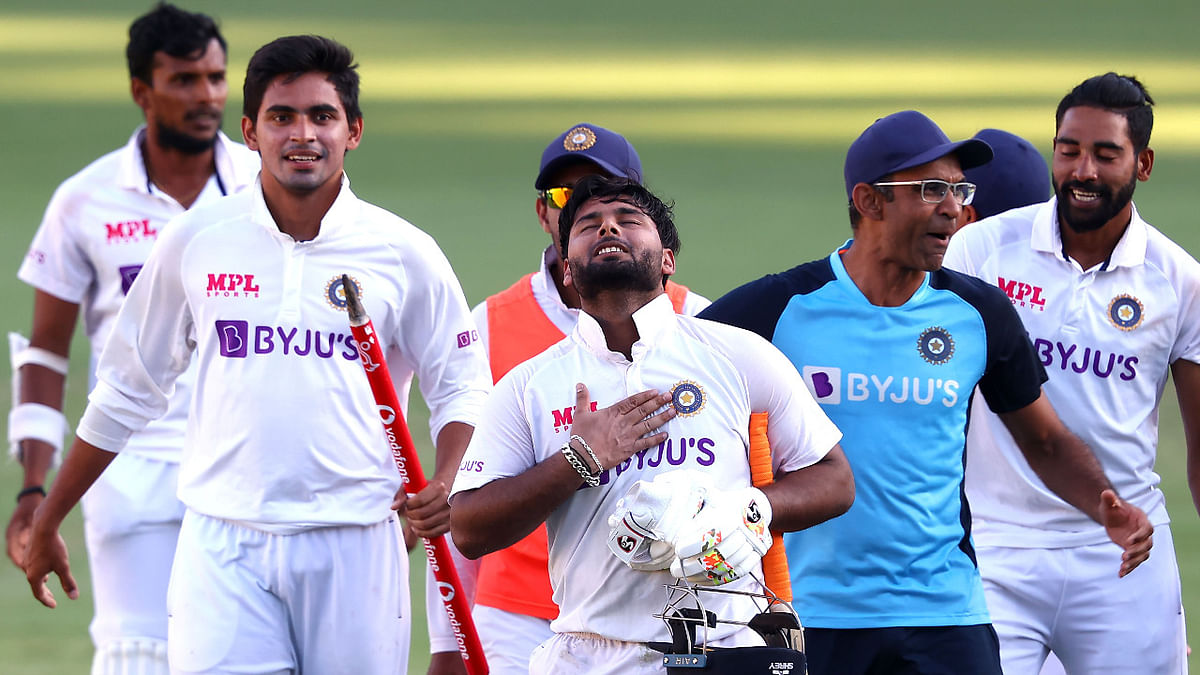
[535,155,624,190]
[887,138,994,178]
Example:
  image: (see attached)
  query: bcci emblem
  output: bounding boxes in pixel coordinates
[670,380,706,417]
[325,275,361,311]
[1108,294,1144,331]
[917,327,955,365]
[563,126,597,152]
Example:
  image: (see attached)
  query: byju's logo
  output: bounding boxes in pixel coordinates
[215,320,249,357]
[105,219,157,244]
[456,330,478,348]
[214,321,359,361]
[997,277,1046,311]
[119,264,143,295]
[802,366,841,404]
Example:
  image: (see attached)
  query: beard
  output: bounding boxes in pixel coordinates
[154,115,221,155]
[569,249,662,300]
[1054,171,1137,233]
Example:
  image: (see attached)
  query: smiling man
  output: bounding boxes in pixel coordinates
[945,73,1199,675]
[450,176,852,674]
[699,110,1154,675]
[22,35,490,674]
[4,5,257,673]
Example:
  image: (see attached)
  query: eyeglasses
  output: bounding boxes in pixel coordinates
[538,186,573,209]
[872,179,977,205]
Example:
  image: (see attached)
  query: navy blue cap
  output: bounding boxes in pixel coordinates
[843,110,993,199]
[963,129,1051,220]
[535,123,642,190]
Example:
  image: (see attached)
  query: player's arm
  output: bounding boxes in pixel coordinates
[451,385,674,559]
[5,291,79,569]
[1171,358,1200,518]
[761,444,853,532]
[999,393,1153,576]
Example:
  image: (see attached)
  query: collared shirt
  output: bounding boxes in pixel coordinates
[451,294,840,643]
[470,246,710,345]
[700,242,1046,628]
[77,176,491,533]
[945,198,1200,546]
[18,127,259,461]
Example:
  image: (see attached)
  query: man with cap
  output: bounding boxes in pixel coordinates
[945,73,1198,674]
[699,109,1153,674]
[958,128,1051,229]
[423,124,708,674]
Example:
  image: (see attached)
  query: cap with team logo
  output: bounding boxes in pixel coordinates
[843,110,993,199]
[535,123,642,189]
[963,128,1051,220]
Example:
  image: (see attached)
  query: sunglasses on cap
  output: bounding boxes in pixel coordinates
[538,186,573,209]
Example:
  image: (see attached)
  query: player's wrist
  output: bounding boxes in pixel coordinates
[568,435,604,474]
[16,485,46,502]
[561,438,601,487]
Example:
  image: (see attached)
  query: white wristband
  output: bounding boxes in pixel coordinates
[8,402,67,464]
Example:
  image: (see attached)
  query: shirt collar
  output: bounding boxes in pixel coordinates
[116,125,254,196]
[574,293,676,362]
[249,172,359,240]
[1031,196,1148,270]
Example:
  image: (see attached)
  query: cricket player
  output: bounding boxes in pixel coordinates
[960,128,1051,227]
[22,35,490,674]
[944,73,1198,674]
[429,123,709,674]
[699,109,1154,675]
[450,175,854,675]
[5,5,257,672]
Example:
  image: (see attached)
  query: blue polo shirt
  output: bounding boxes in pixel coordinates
[699,241,1045,628]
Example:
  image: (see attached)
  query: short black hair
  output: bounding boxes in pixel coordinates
[1056,73,1154,152]
[126,3,226,84]
[558,176,681,256]
[243,35,362,125]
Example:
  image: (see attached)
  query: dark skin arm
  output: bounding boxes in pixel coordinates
[24,438,117,607]
[395,420,475,539]
[999,392,1153,576]
[451,384,676,559]
[1171,359,1200,518]
[761,444,854,532]
[6,290,78,569]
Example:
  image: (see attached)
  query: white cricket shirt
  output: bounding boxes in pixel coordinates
[470,246,710,345]
[77,176,491,532]
[451,294,842,642]
[944,199,1200,546]
[18,127,259,461]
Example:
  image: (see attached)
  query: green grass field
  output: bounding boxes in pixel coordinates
[1,1,1198,672]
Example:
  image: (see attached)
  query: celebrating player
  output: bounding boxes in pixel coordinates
[22,35,491,674]
[944,73,1198,674]
[959,128,1051,228]
[5,5,257,672]
[449,175,853,674]
[699,109,1154,675]
[428,123,709,675]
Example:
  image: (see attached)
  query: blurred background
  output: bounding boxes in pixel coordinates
[1,1,1197,671]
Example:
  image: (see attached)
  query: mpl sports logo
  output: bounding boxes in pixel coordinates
[206,273,261,298]
[801,365,961,407]
[105,219,158,244]
[215,320,359,361]
[550,400,599,432]
[997,276,1046,311]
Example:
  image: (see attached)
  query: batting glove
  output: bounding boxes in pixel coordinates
[670,486,773,586]
[607,470,712,571]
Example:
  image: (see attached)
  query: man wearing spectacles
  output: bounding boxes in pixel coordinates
[945,74,1196,675]
[699,109,1153,675]
[423,124,708,674]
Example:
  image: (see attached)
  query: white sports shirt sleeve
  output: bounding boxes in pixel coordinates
[451,294,840,642]
[78,176,491,532]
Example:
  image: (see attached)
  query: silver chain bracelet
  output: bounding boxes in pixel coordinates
[561,441,601,487]
[570,434,604,474]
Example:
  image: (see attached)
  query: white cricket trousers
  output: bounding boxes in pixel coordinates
[978,524,1187,675]
[167,510,410,674]
[81,453,184,658]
